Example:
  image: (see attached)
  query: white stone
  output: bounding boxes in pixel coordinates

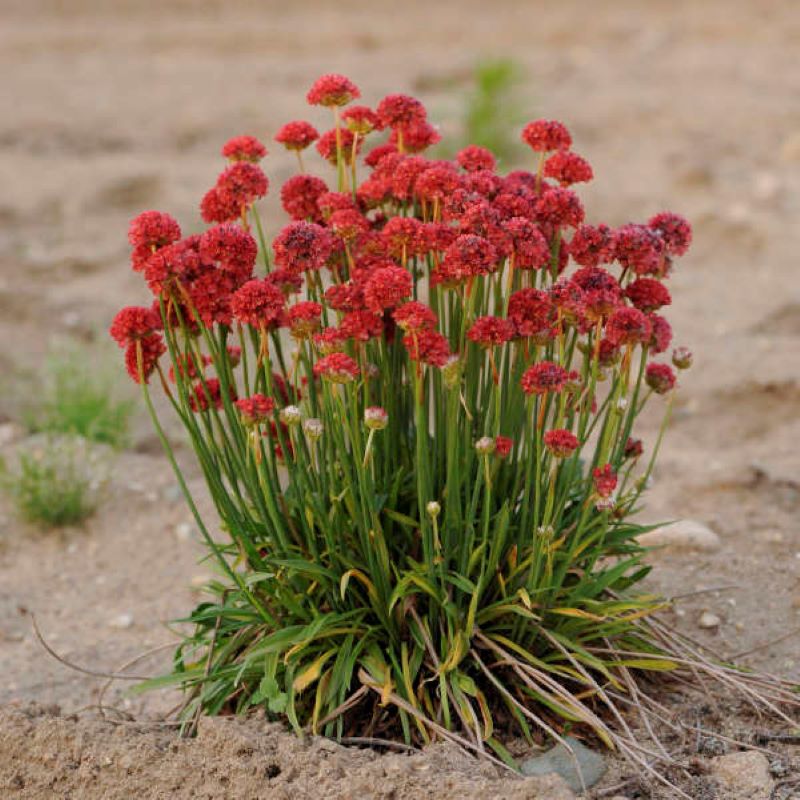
[637,520,721,551]
[174,522,194,542]
[711,751,773,800]
[698,611,721,629]
[109,613,134,629]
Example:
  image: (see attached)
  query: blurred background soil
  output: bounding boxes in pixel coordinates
[0,0,798,796]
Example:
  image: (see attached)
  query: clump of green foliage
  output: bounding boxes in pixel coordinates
[1,437,98,527]
[24,340,134,449]
[462,59,526,163]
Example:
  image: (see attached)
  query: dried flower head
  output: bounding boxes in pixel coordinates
[672,346,693,369]
[280,405,303,426]
[475,436,496,456]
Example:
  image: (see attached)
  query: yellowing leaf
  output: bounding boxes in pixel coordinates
[292,649,335,693]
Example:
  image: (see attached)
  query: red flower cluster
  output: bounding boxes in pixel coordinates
[593,464,618,498]
[403,330,451,368]
[201,162,269,224]
[221,136,267,162]
[313,352,360,383]
[467,316,515,348]
[521,362,570,395]
[275,121,320,151]
[521,119,572,152]
[307,74,360,107]
[544,429,580,458]
[231,280,286,328]
[235,394,275,423]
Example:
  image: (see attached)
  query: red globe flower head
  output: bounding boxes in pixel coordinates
[593,464,617,498]
[313,326,347,354]
[441,234,499,280]
[235,394,275,424]
[306,73,360,107]
[625,277,671,312]
[493,188,536,220]
[495,435,514,459]
[338,310,384,342]
[275,120,320,151]
[287,301,323,339]
[380,217,424,259]
[503,217,550,270]
[611,223,665,275]
[199,224,258,276]
[573,266,622,319]
[325,281,365,313]
[230,279,285,327]
[550,279,586,326]
[508,289,555,339]
[459,202,510,256]
[187,268,241,327]
[543,150,593,186]
[128,210,182,252]
[110,305,161,348]
[624,437,644,460]
[649,313,673,354]
[393,301,438,333]
[265,267,304,296]
[201,162,269,224]
[313,352,360,383]
[272,221,335,272]
[389,120,441,153]
[189,377,237,413]
[124,332,166,385]
[521,119,572,152]
[403,329,451,368]
[535,186,585,228]
[569,224,613,267]
[341,105,379,135]
[221,135,267,162]
[364,145,398,171]
[645,362,677,394]
[467,316,515,348]
[356,176,392,208]
[418,222,458,254]
[316,128,361,166]
[363,265,413,312]
[544,428,580,458]
[521,361,570,395]
[504,170,539,191]
[463,169,503,198]
[280,174,328,222]
[390,155,429,200]
[597,338,621,367]
[648,212,692,257]
[456,144,497,173]
[376,94,427,129]
[329,209,370,242]
[351,230,390,269]
[415,164,461,204]
[316,190,358,219]
[605,307,652,347]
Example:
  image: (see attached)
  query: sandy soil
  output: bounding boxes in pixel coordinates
[1,0,799,796]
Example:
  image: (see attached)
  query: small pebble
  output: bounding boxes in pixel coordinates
[711,751,773,800]
[520,735,606,792]
[698,611,721,629]
[109,613,134,629]
[174,522,194,542]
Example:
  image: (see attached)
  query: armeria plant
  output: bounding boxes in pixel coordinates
[110,74,791,778]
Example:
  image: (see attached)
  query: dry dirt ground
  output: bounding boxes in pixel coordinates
[1,0,799,797]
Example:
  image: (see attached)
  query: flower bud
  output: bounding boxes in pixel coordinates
[426,501,441,518]
[475,436,496,455]
[280,405,302,426]
[364,406,388,430]
[672,346,693,370]
[303,418,324,440]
